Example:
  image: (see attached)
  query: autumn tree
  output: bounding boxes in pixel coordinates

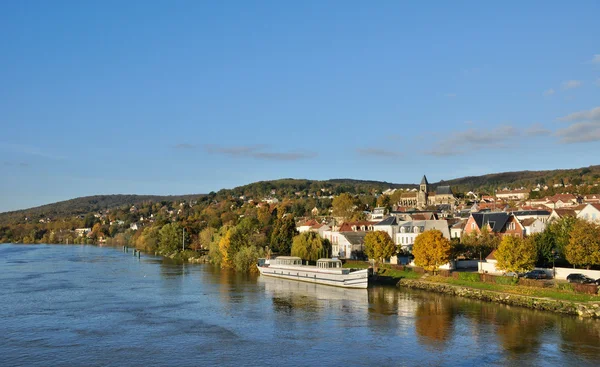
[269,215,297,255]
[219,228,234,268]
[413,230,452,272]
[545,216,577,258]
[565,220,600,269]
[332,193,357,220]
[364,231,396,268]
[495,235,536,274]
[291,232,328,262]
[460,226,500,258]
[158,223,188,254]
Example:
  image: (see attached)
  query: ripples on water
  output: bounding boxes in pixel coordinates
[1,244,599,367]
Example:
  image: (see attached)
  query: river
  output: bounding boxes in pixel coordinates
[1,244,599,366]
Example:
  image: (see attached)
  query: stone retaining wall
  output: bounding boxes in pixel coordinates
[397,279,600,319]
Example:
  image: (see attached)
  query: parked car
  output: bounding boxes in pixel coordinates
[522,270,548,280]
[566,273,600,285]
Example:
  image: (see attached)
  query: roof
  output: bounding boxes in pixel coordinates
[520,218,537,226]
[586,203,600,211]
[420,175,429,185]
[374,216,398,226]
[436,186,453,195]
[451,219,467,229]
[339,231,367,245]
[338,221,374,232]
[553,208,576,218]
[511,210,551,216]
[486,250,497,261]
[548,194,578,202]
[471,212,510,232]
[496,189,530,194]
[300,219,319,227]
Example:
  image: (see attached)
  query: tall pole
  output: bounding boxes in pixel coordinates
[182,227,185,251]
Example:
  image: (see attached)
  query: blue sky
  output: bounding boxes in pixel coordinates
[1,1,600,212]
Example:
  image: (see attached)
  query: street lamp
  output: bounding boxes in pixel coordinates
[551,249,556,278]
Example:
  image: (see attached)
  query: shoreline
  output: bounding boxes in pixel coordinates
[397,278,600,319]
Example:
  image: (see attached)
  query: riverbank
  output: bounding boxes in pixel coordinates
[398,278,600,318]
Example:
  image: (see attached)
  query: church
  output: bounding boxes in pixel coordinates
[398,175,455,209]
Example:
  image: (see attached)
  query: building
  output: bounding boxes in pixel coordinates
[464,212,525,237]
[510,210,551,223]
[521,218,547,236]
[577,203,600,224]
[496,189,530,201]
[395,220,451,253]
[397,175,455,209]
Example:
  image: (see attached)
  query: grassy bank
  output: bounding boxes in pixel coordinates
[425,275,600,303]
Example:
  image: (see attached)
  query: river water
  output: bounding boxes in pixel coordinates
[1,244,599,366]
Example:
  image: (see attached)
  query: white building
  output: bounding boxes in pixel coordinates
[577,203,600,224]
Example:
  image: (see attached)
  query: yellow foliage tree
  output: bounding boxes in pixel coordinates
[219,229,233,269]
[332,193,357,220]
[565,220,600,269]
[495,235,536,274]
[413,230,451,272]
[364,231,396,268]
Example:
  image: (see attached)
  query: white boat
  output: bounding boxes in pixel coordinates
[256,256,369,289]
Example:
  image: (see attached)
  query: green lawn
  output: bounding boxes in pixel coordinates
[343,262,370,269]
[426,275,600,303]
[378,267,422,280]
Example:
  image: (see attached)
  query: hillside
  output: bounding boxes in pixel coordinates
[2,165,599,225]
[0,194,205,225]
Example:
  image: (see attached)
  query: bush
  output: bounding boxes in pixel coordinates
[457,272,482,282]
[413,266,426,274]
[439,269,452,277]
[495,276,518,286]
[555,283,574,292]
[518,278,548,288]
[572,283,599,295]
[233,246,264,273]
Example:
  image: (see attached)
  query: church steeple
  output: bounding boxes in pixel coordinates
[420,175,429,193]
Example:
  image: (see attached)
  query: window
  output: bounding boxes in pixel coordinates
[471,223,476,230]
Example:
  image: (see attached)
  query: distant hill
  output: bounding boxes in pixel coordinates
[2,165,599,224]
[0,194,205,224]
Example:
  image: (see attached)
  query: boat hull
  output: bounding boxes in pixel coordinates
[257,266,368,289]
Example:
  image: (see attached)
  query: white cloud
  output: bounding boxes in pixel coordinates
[543,88,555,96]
[356,148,403,158]
[203,144,317,161]
[525,123,552,137]
[424,125,518,156]
[562,80,582,90]
[558,106,600,122]
[556,106,600,143]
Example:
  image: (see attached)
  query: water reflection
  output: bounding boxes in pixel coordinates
[414,296,455,346]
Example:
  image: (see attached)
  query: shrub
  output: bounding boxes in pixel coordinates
[495,276,518,286]
[439,269,452,277]
[457,272,482,282]
[518,278,548,288]
[555,283,574,292]
[572,283,599,295]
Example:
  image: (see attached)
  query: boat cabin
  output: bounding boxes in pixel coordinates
[273,256,302,266]
[316,258,342,269]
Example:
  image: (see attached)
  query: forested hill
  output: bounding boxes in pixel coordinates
[2,165,599,224]
[0,194,204,224]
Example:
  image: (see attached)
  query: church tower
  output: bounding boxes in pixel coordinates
[417,175,429,208]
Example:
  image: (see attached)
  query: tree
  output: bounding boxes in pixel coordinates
[219,228,234,268]
[364,231,396,268]
[460,226,500,258]
[376,195,390,209]
[291,232,327,262]
[545,216,577,258]
[158,223,188,254]
[495,236,536,274]
[565,220,600,269]
[269,215,297,255]
[332,193,357,220]
[413,230,451,272]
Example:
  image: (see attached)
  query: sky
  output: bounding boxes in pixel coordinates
[1,1,600,212]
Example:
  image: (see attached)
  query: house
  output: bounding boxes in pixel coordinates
[331,232,367,259]
[130,223,140,231]
[464,212,524,237]
[395,220,451,253]
[311,207,319,216]
[75,228,92,237]
[450,220,467,239]
[548,208,577,222]
[297,219,319,233]
[372,216,399,240]
[543,194,581,209]
[577,203,600,224]
[480,249,501,274]
[496,189,530,201]
[335,221,375,232]
[521,218,547,236]
[369,207,386,221]
[510,210,551,223]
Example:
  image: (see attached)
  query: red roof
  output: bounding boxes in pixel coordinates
[486,250,497,261]
[301,219,319,227]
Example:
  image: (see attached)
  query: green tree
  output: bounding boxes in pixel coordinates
[364,231,396,268]
[291,232,327,262]
[332,193,357,220]
[234,246,264,273]
[413,230,452,272]
[461,226,500,258]
[269,215,297,255]
[545,216,577,258]
[565,220,600,269]
[158,223,188,254]
[495,236,536,274]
